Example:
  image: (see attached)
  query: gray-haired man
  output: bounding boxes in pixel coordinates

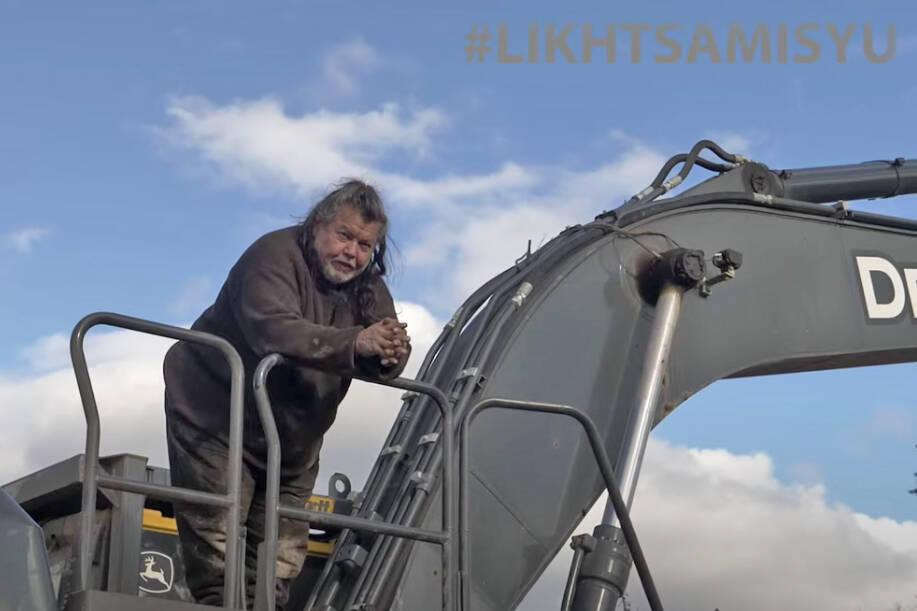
[163,180,410,608]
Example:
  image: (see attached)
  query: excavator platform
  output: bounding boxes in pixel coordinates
[2,452,351,609]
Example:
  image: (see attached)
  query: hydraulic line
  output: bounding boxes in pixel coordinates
[342,477,421,607]
[342,340,489,611]
[353,268,550,609]
[626,139,748,207]
[362,296,524,608]
[309,268,526,609]
[305,326,457,610]
[357,224,609,604]
[351,282,528,607]
[307,364,457,608]
[648,153,732,189]
[614,191,917,231]
[357,321,456,515]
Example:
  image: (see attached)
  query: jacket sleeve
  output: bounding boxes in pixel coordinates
[355,277,411,381]
[229,253,362,375]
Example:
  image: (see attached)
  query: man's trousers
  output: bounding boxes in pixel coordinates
[165,406,319,610]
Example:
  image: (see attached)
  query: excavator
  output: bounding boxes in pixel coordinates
[3,140,917,611]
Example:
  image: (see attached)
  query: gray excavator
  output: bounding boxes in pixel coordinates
[4,140,917,611]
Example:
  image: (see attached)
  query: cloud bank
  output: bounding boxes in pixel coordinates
[522,439,917,611]
[4,227,50,253]
[157,93,666,306]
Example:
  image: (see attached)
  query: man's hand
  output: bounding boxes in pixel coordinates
[381,319,410,367]
[356,318,410,367]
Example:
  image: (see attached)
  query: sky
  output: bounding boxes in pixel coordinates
[2,1,917,609]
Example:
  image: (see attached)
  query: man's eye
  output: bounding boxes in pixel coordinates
[359,242,372,251]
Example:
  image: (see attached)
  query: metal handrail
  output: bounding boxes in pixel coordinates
[252,353,456,611]
[70,312,246,608]
[459,398,665,611]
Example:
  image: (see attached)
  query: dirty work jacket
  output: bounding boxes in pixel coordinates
[163,225,408,477]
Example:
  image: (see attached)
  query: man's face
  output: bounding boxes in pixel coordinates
[312,205,382,284]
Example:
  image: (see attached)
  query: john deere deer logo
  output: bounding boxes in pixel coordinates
[138,551,173,594]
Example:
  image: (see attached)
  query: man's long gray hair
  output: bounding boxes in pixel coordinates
[300,179,390,323]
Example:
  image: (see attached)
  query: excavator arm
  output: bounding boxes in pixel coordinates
[301,142,917,611]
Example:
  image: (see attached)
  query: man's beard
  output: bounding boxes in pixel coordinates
[303,237,371,291]
[320,255,369,285]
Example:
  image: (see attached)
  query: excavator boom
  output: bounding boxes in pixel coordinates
[305,143,917,611]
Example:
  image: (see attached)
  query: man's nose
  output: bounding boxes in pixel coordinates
[343,240,358,258]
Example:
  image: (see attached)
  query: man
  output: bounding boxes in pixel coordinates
[162,180,410,609]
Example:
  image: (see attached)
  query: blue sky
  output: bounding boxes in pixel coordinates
[3,2,917,607]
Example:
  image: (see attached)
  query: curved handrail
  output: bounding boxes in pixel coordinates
[70,312,245,608]
[460,398,664,611]
[252,353,456,611]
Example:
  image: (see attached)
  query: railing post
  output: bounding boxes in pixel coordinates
[252,354,283,611]
[69,312,245,608]
[253,354,457,611]
[460,398,664,611]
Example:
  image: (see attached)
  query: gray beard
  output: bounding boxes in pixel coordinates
[307,242,369,288]
[321,258,367,284]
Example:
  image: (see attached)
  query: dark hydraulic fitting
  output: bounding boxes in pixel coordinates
[336,543,369,574]
[712,248,742,271]
[570,525,633,610]
[639,248,706,304]
[657,248,706,287]
[408,470,433,493]
[700,248,744,297]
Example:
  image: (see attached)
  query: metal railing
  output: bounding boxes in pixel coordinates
[70,312,246,608]
[252,353,456,611]
[459,398,665,611]
[69,314,662,611]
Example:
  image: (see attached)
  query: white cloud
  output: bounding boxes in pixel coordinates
[869,406,916,440]
[168,275,215,317]
[21,327,181,373]
[385,161,541,206]
[401,145,666,304]
[4,227,49,253]
[159,96,663,216]
[1,329,176,486]
[317,38,383,97]
[158,96,667,307]
[704,130,753,155]
[855,514,917,555]
[159,96,448,200]
[521,438,917,611]
[21,333,70,371]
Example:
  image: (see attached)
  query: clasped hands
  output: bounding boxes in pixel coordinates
[355,317,410,367]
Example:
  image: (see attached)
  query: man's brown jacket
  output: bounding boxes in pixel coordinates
[163,225,407,476]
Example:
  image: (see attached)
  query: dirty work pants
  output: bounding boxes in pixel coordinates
[165,408,319,610]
